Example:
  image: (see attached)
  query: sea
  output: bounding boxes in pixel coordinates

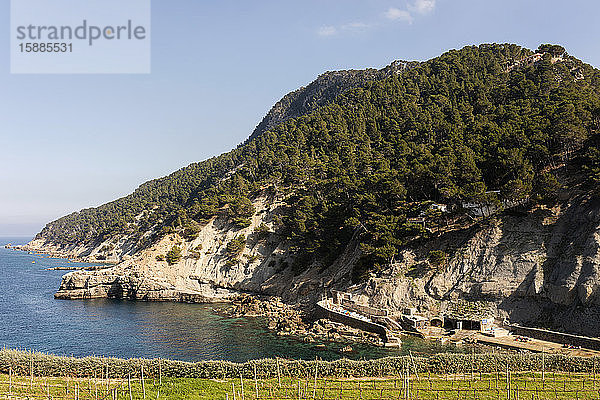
[0,237,457,363]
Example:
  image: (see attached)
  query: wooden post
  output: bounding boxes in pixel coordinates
[232,382,236,400]
[506,363,510,400]
[495,358,498,390]
[254,363,259,400]
[594,357,597,390]
[312,358,318,399]
[128,373,133,400]
[542,349,545,386]
[142,365,146,400]
[471,348,474,382]
[409,351,420,381]
[30,357,33,392]
[9,367,12,396]
[276,357,281,388]
[240,371,245,400]
[159,360,162,386]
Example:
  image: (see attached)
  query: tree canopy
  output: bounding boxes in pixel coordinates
[38,43,600,279]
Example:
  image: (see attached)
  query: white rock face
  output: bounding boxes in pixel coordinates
[354,197,600,336]
[28,194,600,336]
[41,195,286,301]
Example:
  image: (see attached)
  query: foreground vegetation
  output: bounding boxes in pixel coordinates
[5,349,600,398]
[3,367,600,399]
[4,349,600,379]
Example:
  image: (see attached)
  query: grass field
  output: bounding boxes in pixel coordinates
[3,370,600,399]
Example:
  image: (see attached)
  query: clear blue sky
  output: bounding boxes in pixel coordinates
[1,0,599,237]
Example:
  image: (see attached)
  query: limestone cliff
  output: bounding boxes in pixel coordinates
[36,194,351,306]
[31,188,600,336]
[351,194,600,336]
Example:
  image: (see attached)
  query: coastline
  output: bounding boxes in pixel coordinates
[9,240,600,358]
[4,239,392,349]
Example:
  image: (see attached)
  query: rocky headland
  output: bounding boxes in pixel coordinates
[21,44,600,340]
[21,189,600,337]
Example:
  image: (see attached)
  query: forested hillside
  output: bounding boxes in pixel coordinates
[38,43,600,281]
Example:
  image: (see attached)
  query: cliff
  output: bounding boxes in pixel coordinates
[246,60,418,142]
[28,183,600,336]
[39,193,358,306]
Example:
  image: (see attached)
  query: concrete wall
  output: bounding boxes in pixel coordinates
[315,302,388,341]
[508,324,600,351]
[341,299,388,317]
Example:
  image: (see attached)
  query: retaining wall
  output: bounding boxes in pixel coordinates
[508,324,600,351]
[315,301,388,341]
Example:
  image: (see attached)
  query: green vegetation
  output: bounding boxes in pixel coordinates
[2,350,600,399]
[226,196,256,228]
[226,235,246,259]
[428,250,447,267]
[189,244,203,259]
[165,246,182,265]
[254,223,270,235]
[2,349,599,379]
[3,372,600,399]
[37,43,600,280]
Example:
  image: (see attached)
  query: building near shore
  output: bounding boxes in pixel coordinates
[442,301,496,331]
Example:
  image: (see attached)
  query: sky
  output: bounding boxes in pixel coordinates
[0,0,599,237]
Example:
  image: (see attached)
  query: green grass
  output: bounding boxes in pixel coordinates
[2,371,600,399]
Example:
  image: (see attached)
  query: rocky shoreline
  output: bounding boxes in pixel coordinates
[215,294,385,348]
[4,242,117,265]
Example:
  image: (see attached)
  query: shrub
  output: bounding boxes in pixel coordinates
[226,235,246,259]
[0,350,598,380]
[182,221,201,240]
[190,244,203,260]
[227,197,255,229]
[166,246,182,265]
[428,250,447,267]
[254,223,270,239]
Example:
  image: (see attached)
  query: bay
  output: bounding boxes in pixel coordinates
[0,237,455,362]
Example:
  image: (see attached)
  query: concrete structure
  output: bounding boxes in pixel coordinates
[444,315,495,331]
[315,299,390,342]
[401,314,429,330]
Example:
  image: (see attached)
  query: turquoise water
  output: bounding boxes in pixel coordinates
[0,237,455,362]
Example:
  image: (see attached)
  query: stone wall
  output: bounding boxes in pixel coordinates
[508,324,600,351]
[341,299,389,317]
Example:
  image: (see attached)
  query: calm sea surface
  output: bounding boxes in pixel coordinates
[0,237,455,362]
